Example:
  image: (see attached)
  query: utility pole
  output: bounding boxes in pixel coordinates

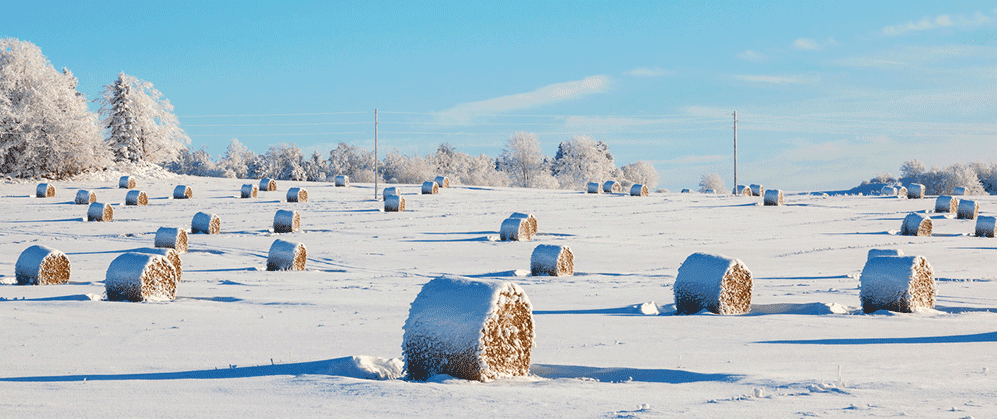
[733,111,738,194]
[374,109,378,200]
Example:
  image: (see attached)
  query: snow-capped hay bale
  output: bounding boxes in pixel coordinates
[975,216,996,238]
[240,184,258,198]
[422,181,439,195]
[382,186,398,201]
[587,182,601,194]
[881,185,897,196]
[763,189,784,206]
[434,176,450,188]
[118,176,136,189]
[602,180,622,193]
[630,184,648,196]
[15,245,70,285]
[172,185,192,199]
[286,187,308,202]
[266,239,307,271]
[673,252,753,315]
[868,248,904,259]
[402,276,534,382]
[749,184,764,197]
[36,183,55,198]
[260,178,277,191]
[154,227,188,253]
[907,183,925,199]
[735,185,751,195]
[133,247,183,281]
[500,218,532,241]
[897,186,908,198]
[87,202,113,222]
[273,209,300,233]
[530,244,573,276]
[859,255,935,313]
[384,195,405,212]
[125,190,148,206]
[900,213,931,236]
[953,187,967,196]
[74,190,96,204]
[191,212,220,234]
[509,212,538,234]
[104,253,178,302]
[335,175,349,187]
[934,195,957,213]
[957,199,979,220]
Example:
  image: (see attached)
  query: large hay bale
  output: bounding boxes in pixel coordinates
[957,199,978,220]
[900,213,931,236]
[286,187,308,202]
[422,181,439,195]
[260,178,277,191]
[587,182,601,194]
[509,212,538,236]
[402,276,534,382]
[36,183,55,198]
[673,252,752,315]
[975,215,996,238]
[953,186,967,195]
[907,183,925,199]
[335,175,350,187]
[868,248,904,259]
[125,190,148,206]
[897,186,908,198]
[382,186,398,201]
[15,245,71,285]
[273,209,301,233]
[881,185,898,196]
[173,185,192,199]
[87,202,113,222]
[530,244,573,276]
[74,190,96,204]
[154,227,188,253]
[241,184,258,198]
[934,195,956,213]
[133,247,183,281]
[266,239,306,271]
[859,255,935,313]
[500,218,532,241]
[104,253,178,302]
[749,184,764,197]
[191,212,220,234]
[630,184,648,196]
[602,180,622,193]
[384,195,405,212]
[763,189,784,206]
[118,176,136,189]
[434,176,450,188]
[735,185,751,195]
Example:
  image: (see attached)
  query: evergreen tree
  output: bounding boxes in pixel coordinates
[98,72,189,164]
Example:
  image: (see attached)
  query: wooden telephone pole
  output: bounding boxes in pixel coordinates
[374,109,378,200]
[733,111,738,194]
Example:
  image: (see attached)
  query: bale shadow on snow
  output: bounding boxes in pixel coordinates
[530,364,741,384]
[402,237,494,243]
[534,306,647,316]
[0,294,94,302]
[757,331,997,345]
[0,358,358,382]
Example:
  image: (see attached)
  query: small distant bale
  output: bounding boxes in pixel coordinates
[74,190,96,205]
[267,239,306,271]
[859,255,935,313]
[241,184,258,198]
[173,185,192,199]
[260,178,277,191]
[385,195,405,212]
[673,252,753,315]
[681,189,691,193]
[953,187,967,196]
[154,227,188,253]
[286,187,308,202]
[118,176,136,189]
[382,186,398,201]
[36,183,55,198]
[957,199,978,220]
[975,215,996,238]
[87,202,113,222]
[191,212,220,234]
[422,181,439,195]
[934,195,956,213]
[907,183,925,199]
[434,176,450,188]
[603,180,622,193]
[763,189,784,206]
[15,245,71,285]
[587,182,601,194]
[896,186,908,198]
[104,253,178,302]
[125,190,148,206]
[273,209,301,233]
[868,248,904,259]
[509,212,538,236]
[749,184,764,197]
[630,184,648,196]
[900,213,931,236]
[881,186,898,196]
[530,244,573,276]
[735,185,751,195]
[133,247,183,281]
[402,276,534,382]
[335,175,350,187]
[500,218,532,241]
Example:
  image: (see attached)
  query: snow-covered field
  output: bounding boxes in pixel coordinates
[2,171,995,418]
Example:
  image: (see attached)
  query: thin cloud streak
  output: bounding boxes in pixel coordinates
[883,11,993,36]
[439,76,610,116]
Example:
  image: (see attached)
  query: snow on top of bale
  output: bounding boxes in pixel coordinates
[274,209,300,233]
[15,244,71,285]
[422,181,439,194]
[674,252,753,315]
[384,195,405,212]
[868,248,904,259]
[382,187,398,200]
[530,244,573,276]
[434,176,450,188]
[975,216,996,238]
[587,182,601,194]
[763,189,784,206]
[957,199,978,220]
[155,227,188,253]
[935,195,956,213]
[125,190,148,206]
[335,175,349,187]
[105,252,178,302]
[267,239,306,271]
[75,189,96,204]
[241,184,258,198]
[859,255,935,313]
[901,213,931,236]
[907,183,925,199]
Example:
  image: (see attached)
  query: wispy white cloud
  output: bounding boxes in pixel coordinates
[794,38,820,50]
[835,45,997,69]
[440,76,609,115]
[736,50,766,61]
[624,66,673,77]
[734,74,820,85]
[883,11,993,36]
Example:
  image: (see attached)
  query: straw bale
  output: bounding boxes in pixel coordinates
[500,218,532,241]
[402,276,534,382]
[587,182,601,194]
[118,176,136,189]
[735,185,751,196]
[975,215,996,238]
[422,181,439,194]
[881,186,898,196]
[384,195,405,212]
[859,255,935,313]
[953,187,966,195]
[434,176,450,188]
[133,247,183,281]
[530,244,573,276]
[749,184,764,196]
[191,212,220,234]
[900,213,931,236]
[957,199,978,220]
[286,187,308,202]
[75,190,96,204]
[763,189,784,206]
[934,195,956,213]
[241,184,258,198]
[273,209,301,233]
[602,180,622,193]
[260,178,277,191]
[36,183,55,198]
[335,175,350,187]
[382,187,398,201]
[15,245,71,285]
[154,227,188,253]
[104,253,178,302]
[125,190,148,206]
[897,186,908,198]
[87,202,113,222]
[509,212,538,236]
[868,248,904,259]
[173,185,192,199]
[266,239,307,271]
[673,252,753,315]
[681,189,691,193]
[907,183,925,199]
[630,184,649,196]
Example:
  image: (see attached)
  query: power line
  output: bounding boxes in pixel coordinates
[178,111,370,118]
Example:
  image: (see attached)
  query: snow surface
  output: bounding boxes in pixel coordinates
[867,248,904,259]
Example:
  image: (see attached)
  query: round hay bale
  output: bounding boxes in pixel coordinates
[881,185,897,196]
[859,255,934,313]
[681,188,691,193]
[868,248,904,259]
[735,185,751,195]
[384,195,405,212]
[191,212,220,234]
[530,244,573,276]
[975,215,996,238]
[260,178,277,191]
[15,245,71,285]
[118,176,136,189]
[763,189,784,206]
[896,186,908,198]
[241,184,258,198]
[75,190,96,204]
[286,187,308,202]
[957,199,978,220]
[953,186,967,196]
[125,190,148,206]
[154,227,188,253]
[602,180,622,193]
[266,239,306,271]
[509,212,537,236]
[587,182,602,194]
[421,181,439,195]
[674,252,752,315]
[749,184,764,197]
[382,186,398,201]
[334,175,350,187]
[901,213,931,236]
[173,185,192,199]
[500,217,532,241]
[704,189,716,194]
[273,209,301,233]
[36,183,55,198]
[934,195,956,213]
[133,247,183,281]
[630,184,648,196]
[402,276,534,382]
[104,253,178,302]
[434,176,450,188]
[87,202,113,222]
[907,183,925,199]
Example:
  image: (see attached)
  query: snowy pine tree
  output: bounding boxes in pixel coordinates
[98,72,189,164]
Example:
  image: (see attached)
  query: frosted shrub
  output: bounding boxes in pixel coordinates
[621,161,659,189]
[699,173,725,194]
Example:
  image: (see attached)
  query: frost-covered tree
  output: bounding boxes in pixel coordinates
[216,138,255,178]
[328,142,376,182]
[98,72,189,164]
[550,135,619,190]
[303,151,328,182]
[255,143,306,181]
[698,173,725,193]
[620,161,659,189]
[899,159,926,180]
[168,146,218,177]
[382,150,433,184]
[498,132,549,188]
[0,38,108,178]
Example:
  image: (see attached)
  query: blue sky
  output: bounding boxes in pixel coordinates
[5,1,997,191]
